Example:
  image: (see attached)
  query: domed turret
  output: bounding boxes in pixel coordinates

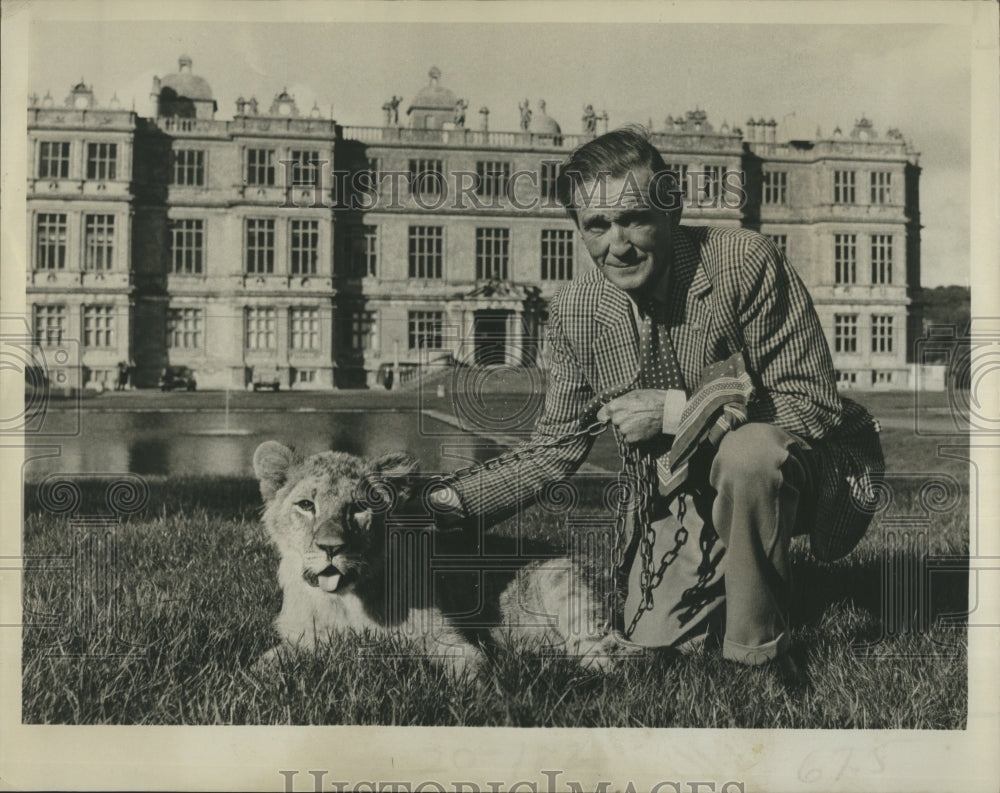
[530,99,562,136]
[407,67,457,130]
[153,56,217,120]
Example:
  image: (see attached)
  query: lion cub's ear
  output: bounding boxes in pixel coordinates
[371,451,420,504]
[254,441,296,502]
[372,451,419,477]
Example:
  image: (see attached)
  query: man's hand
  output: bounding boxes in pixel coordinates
[598,389,672,444]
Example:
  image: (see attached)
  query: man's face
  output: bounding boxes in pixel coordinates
[574,167,675,295]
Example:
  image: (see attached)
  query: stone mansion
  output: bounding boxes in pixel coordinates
[26,57,921,390]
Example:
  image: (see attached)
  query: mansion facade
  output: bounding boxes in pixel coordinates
[27,58,921,390]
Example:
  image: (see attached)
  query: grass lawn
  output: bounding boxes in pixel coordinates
[20,392,969,727]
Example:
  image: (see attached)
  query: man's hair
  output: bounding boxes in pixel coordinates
[555,125,681,222]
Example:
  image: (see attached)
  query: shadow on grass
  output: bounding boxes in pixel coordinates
[790,540,970,655]
[24,475,264,522]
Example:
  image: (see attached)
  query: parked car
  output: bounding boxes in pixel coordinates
[159,365,197,391]
[251,365,281,392]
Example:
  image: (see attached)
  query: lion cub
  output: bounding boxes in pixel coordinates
[253,441,632,675]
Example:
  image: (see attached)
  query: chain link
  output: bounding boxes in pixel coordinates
[442,408,689,640]
[611,430,669,638]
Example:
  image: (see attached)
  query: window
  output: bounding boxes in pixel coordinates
[871,234,893,284]
[409,158,443,197]
[834,170,856,204]
[83,305,114,348]
[476,228,510,280]
[836,371,858,386]
[362,225,378,277]
[84,214,115,271]
[872,370,894,386]
[349,225,378,278]
[295,369,317,384]
[289,307,320,351]
[33,305,66,346]
[172,149,205,186]
[167,307,203,349]
[171,219,204,274]
[344,309,377,351]
[353,157,380,202]
[834,314,858,353]
[541,229,574,281]
[476,160,510,199]
[289,149,320,186]
[540,161,559,202]
[246,148,276,186]
[699,165,724,204]
[872,315,894,354]
[870,171,892,204]
[408,310,444,350]
[762,171,787,205]
[86,142,117,180]
[664,163,689,195]
[38,141,70,179]
[408,226,443,279]
[245,218,275,274]
[245,307,277,350]
[35,213,67,270]
[834,234,857,284]
[290,219,319,275]
[767,234,788,258]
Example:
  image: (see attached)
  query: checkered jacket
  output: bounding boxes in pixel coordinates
[452,225,883,561]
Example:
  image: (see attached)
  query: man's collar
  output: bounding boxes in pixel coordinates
[673,226,711,299]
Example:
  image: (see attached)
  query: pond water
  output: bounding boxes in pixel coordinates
[23,410,500,480]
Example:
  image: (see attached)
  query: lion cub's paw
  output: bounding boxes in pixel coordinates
[579,631,649,671]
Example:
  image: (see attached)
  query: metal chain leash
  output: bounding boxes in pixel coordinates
[444,407,688,639]
[611,431,687,639]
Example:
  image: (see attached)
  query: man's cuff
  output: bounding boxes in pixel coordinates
[662,389,687,435]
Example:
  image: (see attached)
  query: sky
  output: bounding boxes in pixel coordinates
[25,15,973,287]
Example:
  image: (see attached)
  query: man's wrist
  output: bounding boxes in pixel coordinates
[662,388,687,435]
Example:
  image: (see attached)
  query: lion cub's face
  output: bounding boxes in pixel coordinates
[253,441,417,595]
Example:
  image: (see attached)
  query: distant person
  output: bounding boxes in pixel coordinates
[429,127,883,685]
[116,361,129,392]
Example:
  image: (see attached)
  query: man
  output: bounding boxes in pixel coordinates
[431,127,882,676]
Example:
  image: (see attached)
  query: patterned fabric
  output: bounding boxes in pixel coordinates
[451,225,884,561]
[656,351,754,499]
[638,299,685,462]
[638,300,685,392]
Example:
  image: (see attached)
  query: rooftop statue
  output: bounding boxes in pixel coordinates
[518,99,532,131]
[454,98,468,128]
[382,95,402,125]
